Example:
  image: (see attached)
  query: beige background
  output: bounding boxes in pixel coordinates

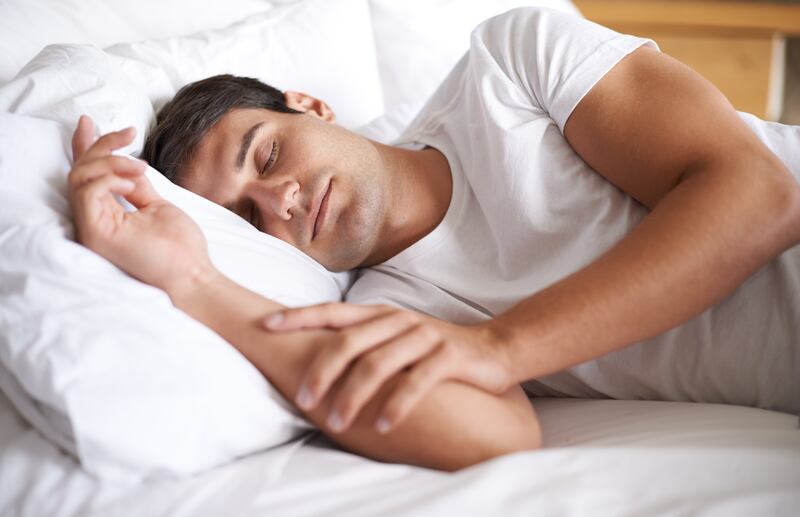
[781,38,800,125]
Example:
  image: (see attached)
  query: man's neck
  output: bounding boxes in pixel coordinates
[362,141,453,267]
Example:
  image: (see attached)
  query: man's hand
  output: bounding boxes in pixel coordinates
[261,303,515,434]
[68,115,216,299]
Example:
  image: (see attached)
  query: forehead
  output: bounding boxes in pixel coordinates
[200,108,271,156]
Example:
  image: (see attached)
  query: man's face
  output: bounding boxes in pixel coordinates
[179,107,388,272]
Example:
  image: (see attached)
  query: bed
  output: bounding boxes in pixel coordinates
[3,388,799,516]
[1,1,798,515]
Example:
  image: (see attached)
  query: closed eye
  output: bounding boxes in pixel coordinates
[261,140,279,176]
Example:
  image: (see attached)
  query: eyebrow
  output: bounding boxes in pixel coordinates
[235,121,265,172]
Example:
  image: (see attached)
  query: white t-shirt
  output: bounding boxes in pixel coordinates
[346,7,800,414]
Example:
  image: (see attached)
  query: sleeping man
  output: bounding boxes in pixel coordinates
[67,8,800,471]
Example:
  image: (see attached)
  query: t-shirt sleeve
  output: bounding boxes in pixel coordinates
[470,7,659,133]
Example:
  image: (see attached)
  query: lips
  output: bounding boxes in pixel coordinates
[312,178,332,241]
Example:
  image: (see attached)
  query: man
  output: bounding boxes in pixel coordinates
[68,8,800,469]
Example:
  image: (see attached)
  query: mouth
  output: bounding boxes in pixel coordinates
[312,178,332,241]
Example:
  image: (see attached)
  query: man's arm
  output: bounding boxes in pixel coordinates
[169,272,540,471]
[490,45,800,382]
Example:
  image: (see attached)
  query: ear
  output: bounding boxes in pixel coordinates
[283,91,337,124]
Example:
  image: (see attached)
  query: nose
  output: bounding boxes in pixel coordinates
[250,178,301,221]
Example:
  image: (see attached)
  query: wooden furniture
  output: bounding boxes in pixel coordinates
[573,0,800,120]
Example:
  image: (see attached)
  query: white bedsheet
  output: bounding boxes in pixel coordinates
[1,388,798,517]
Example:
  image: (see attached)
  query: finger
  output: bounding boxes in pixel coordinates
[264,302,392,331]
[326,325,440,432]
[374,346,454,434]
[79,126,137,163]
[73,173,137,225]
[72,173,137,248]
[69,156,147,189]
[71,115,95,162]
[124,172,163,208]
[75,171,137,202]
[295,310,419,411]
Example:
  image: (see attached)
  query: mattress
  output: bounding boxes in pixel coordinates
[1,388,798,517]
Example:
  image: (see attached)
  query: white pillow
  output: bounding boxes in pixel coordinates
[369,0,581,129]
[0,0,276,84]
[105,0,383,129]
[0,0,379,482]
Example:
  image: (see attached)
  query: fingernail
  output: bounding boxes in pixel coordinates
[121,179,136,190]
[327,409,344,432]
[264,312,284,328]
[375,416,391,434]
[295,384,314,410]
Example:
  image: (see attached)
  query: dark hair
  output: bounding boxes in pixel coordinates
[141,74,301,182]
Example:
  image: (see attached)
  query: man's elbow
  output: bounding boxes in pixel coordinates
[710,147,800,250]
[763,155,800,246]
[442,416,542,473]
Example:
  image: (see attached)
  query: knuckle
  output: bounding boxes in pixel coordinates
[69,163,91,185]
[417,324,439,341]
[398,311,417,326]
[359,355,383,378]
[439,340,458,358]
[337,333,358,355]
[401,369,424,391]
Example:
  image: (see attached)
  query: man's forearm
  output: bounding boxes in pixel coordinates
[168,272,541,470]
[489,158,800,383]
[169,271,286,364]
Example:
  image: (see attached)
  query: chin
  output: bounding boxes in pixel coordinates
[316,238,369,272]
[318,250,362,272]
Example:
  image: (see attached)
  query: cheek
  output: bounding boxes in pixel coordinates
[322,182,383,270]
